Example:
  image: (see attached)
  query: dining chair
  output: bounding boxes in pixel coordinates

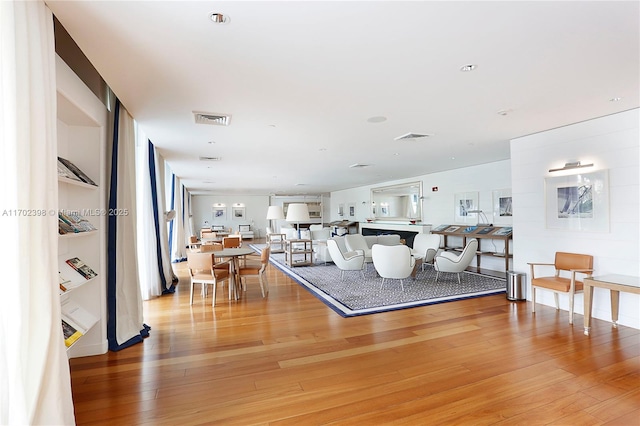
[222,236,242,248]
[529,252,593,324]
[186,252,231,306]
[237,246,270,297]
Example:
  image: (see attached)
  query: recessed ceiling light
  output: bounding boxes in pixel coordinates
[349,163,371,168]
[209,12,230,24]
[497,109,512,116]
[207,141,216,144]
[199,156,221,161]
[367,116,387,123]
[460,64,477,72]
[319,148,327,151]
[609,97,622,102]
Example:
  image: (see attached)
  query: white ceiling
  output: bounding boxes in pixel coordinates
[46,1,639,196]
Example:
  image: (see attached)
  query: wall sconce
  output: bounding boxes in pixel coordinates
[548,161,594,173]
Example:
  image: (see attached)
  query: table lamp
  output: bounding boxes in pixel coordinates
[266,205,284,234]
[285,203,310,238]
[468,209,492,226]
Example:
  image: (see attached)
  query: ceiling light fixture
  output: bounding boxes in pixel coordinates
[209,12,230,24]
[609,97,622,102]
[349,163,371,168]
[548,161,594,173]
[460,64,477,72]
[394,133,432,140]
[199,156,221,161]
[367,116,387,123]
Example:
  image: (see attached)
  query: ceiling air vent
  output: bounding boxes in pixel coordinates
[193,111,231,126]
[394,133,432,141]
[349,163,371,169]
[199,156,221,161]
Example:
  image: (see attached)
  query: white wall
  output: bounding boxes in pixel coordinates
[511,109,639,329]
[191,195,270,237]
[331,160,512,271]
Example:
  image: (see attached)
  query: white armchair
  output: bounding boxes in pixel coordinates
[433,239,478,284]
[371,244,416,291]
[345,234,372,264]
[326,238,365,280]
[411,233,441,271]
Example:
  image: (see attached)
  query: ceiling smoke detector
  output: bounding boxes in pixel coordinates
[394,133,432,141]
[193,111,231,126]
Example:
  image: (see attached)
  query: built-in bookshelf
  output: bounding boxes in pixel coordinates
[56,55,107,357]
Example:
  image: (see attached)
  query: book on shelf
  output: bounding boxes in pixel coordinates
[61,299,98,332]
[65,257,98,280]
[476,227,495,235]
[58,157,97,186]
[57,159,83,182]
[461,226,478,234]
[493,227,513,236]
[432,224,450,232]
[444,226,460,233]
[58,211,97,234]
[59,272,71,292]
[61,317,83,347]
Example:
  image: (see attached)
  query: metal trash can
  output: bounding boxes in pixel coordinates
[506,271,526,301]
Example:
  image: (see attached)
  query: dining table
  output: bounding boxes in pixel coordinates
[211,247,256,300]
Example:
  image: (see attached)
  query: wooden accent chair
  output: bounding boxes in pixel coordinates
[186,252,231,306]
[237,246,270,298]
[529,252,593,324]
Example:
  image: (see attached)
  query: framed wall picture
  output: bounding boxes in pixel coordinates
[212,204,226,221]
[454,192,478,224]
[348,203,355,217]
[492,188,513,225]
[338,204,344,217]
[545,170,609,231]
[231,205,245,220]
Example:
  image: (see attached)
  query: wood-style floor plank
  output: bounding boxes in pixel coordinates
[69,249,640,425]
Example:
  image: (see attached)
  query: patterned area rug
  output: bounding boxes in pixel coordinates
[251,244,506,317]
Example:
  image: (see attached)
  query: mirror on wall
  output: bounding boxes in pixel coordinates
[371,181,423,221]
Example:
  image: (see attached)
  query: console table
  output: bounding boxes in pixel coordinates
[430,225,513,273]
[583,274,640,336]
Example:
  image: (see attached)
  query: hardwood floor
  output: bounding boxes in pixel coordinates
[69,249,640,425]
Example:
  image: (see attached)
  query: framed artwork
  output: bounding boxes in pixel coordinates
[231,205,245,220]
[454,192,478,224]
[348,203,355,217]
[492,188,513,225]
[545,170,609,231]
[212,204,226,221]
[338,204,344,216]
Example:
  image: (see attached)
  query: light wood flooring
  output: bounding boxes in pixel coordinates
[69,246,640,425]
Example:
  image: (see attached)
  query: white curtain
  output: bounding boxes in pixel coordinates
[135,128,164,300]
[0,1,75,424]
[106,99,146,349]
[171,176,187,262]
[135,134,175,299]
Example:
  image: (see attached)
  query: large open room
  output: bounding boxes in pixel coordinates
[2,1,638,424]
